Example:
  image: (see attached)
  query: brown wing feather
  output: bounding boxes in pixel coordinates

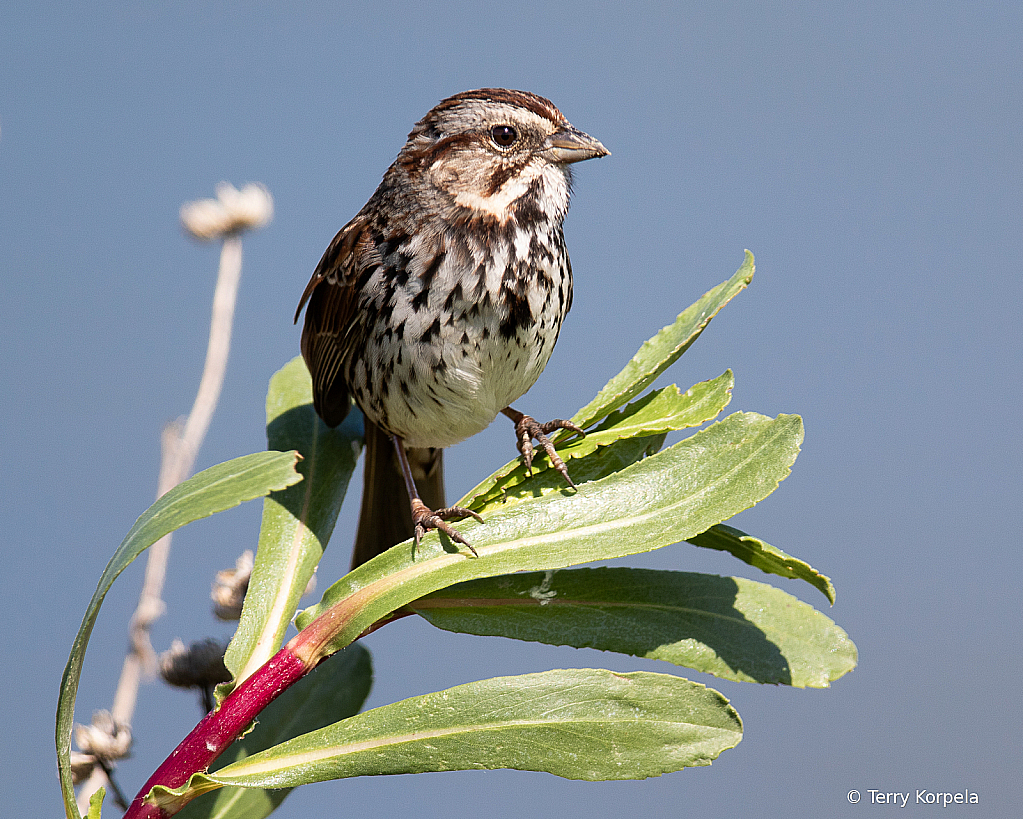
[296,213,371,427]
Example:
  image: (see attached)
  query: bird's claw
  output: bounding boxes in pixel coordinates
[410,499,482,556]
[508,412,584,487]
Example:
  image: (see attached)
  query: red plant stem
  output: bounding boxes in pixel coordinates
[123,647,307,819]
[122,568,407,817]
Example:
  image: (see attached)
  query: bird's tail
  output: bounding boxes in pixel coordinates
[350,418,446,569]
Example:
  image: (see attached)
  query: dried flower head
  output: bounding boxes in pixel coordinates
[69,751,98,785]
[212,550,254,620]
[180,182,273,241]
[74,710,132,762]
[159,637,232,689]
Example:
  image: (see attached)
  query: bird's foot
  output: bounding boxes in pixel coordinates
[410,498,482,556]
[503,408,585,487]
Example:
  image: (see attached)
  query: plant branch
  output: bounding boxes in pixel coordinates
[124,647,307,819]
[76,234,244,815]
[123,565,398,817]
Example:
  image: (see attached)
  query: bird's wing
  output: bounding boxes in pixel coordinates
[295,212,374,427]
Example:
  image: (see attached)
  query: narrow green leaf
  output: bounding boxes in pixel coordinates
[56,452,303,819]
[460,255,751,509]
[571,251,753,431]
[224,358,362,687]
[580,371,734,448]
[688,523,835,604]
[463,371,734,511]
[413,568,857,688]
[85,788,105,819]
[177,646,372,819]
[295,411,803,658]
[202,669,741,784]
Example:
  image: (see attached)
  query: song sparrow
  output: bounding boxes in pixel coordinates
[296,88,608,567]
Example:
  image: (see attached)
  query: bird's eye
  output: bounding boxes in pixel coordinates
[490,124,518,147]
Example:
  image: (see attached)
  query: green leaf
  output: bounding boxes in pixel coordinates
[688,523,836,604]
[224,358,363,687]
[571,251,753,430]
[413,568,857,688]
[56,451,303,819]
[581,371,734,448]
[177,645,372,819]
[85,788,105,819]
[200,669,741,784]
[463,371,734,512]
[295,411,802,658]
[459,251,752,506]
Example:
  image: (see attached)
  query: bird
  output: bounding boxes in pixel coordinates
[295,88,608,568]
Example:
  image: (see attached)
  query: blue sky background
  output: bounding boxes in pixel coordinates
[3,2,1021,816]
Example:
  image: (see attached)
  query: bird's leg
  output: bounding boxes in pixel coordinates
[391,434,481,555]
[501,407,585,487]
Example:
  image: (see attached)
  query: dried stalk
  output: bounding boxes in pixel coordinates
[75,183,271,813]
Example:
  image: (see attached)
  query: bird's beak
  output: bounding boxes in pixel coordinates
[546,126,610,164]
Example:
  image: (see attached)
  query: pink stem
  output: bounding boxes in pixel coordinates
[124,648,307,818]
[122,562,398,817]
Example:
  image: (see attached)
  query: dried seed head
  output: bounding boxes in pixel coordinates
[180,182,273,241]
[69,751,98,784]
[74,710,132,762]
[159,637,231,689]
[212,550,254,620]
